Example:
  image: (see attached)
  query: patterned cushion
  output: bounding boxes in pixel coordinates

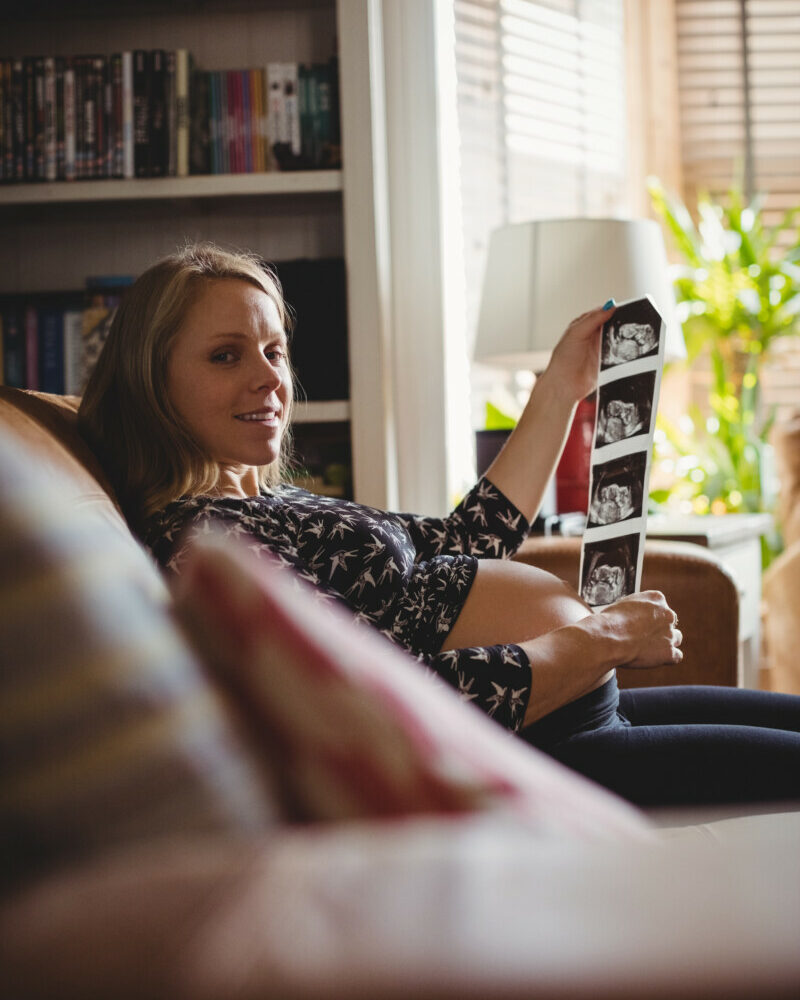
[0,431,279,888]
[175,533,652,841]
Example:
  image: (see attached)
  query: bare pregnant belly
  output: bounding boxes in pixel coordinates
[441,559,593,652]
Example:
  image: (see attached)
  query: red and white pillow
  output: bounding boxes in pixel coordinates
[175,533,652,842]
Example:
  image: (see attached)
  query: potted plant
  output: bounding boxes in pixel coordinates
[648,179,800,526]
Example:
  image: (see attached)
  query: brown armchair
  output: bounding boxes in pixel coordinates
[513,535,740,689]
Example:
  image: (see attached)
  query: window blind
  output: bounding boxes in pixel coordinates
[455,0,629,346]
[675,0,800,424]
[676,0,800,228]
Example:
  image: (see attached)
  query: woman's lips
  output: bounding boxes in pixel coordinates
[234,409,280,424]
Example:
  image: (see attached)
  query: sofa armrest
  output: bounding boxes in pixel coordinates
[512,536,740,689]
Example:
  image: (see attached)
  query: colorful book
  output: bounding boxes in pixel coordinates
[149,49,167,178]
[24,303,39,390]
[63,58,76,181]
[121,51,134,179]
[189,68,210,175]
[133,49,150,178]
[175,49,190,177]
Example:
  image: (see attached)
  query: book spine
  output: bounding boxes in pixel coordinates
[328,55,341,166]
[266,62,286,169]
[189,68,210,175]
[38,304,65,394]
[165,50,177,177]
[83,56,97,180]
[63,59,76,181]
[62,308,83,395]
[149,49,167,178]
[2,300,25,388]
[0,62,4,183]
[44,57,56,180]
[55,56,65,180]
[121,51,134,179]
[259,69,269,172]
[133,50,149,178]
[208,71,219,174]
[219,70,230,174]
[24,303,38,389]
[0,60,11,182]
[73,56,86,180]
[175,49,190,178]
[298,63,311,167]
[102,56,113,178]
[247,69,260,172]
[93,56,107,179]
[229,69,241,174]
[23,57,35,180]
[316,62,332,168]
[12,60,25,181]
[284,63,301,158]
[33,56,46,180]
[110,53,123,178]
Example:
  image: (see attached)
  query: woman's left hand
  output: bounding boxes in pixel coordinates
[539,304,615,403]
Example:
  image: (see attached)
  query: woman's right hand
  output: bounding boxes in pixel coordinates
[594,590,683,668]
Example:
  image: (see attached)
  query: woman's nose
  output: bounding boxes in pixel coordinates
[252,355,282,391]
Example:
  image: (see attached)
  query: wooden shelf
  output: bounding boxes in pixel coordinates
[292,400,350,424]
[0,171,343,207]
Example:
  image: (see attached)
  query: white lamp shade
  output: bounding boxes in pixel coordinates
[474,218,686,370]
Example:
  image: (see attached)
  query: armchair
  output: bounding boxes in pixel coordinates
[513,535,740,689]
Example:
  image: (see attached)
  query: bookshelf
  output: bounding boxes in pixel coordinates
[1,0,394,508]
[0,171,343,205]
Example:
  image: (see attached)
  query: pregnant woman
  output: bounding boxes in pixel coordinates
[78,243,800,808]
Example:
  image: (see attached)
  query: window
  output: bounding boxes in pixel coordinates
[675,0,800,422]
[676,0,800,232]
[455,0,629,348]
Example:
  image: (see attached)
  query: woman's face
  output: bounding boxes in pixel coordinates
[166,278,291,477]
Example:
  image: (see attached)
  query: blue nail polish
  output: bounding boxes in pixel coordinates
[603,298,615,310]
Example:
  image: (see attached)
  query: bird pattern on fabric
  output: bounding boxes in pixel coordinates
[143,476,533,730]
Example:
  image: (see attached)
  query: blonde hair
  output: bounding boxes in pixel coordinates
[78,242,295,527]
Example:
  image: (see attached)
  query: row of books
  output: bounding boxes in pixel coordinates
[0,51,341,183]
[1,258,348,400]
[0,279,132,395]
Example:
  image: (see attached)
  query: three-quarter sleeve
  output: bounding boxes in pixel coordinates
[394,476,530,562]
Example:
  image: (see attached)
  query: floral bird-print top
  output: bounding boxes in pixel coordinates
[144,476,532,730]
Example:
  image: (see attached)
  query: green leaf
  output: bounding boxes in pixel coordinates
[484,401,517,430]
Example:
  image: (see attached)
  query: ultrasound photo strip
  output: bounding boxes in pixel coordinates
[579,295,666,607]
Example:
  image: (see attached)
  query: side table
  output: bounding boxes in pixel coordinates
[647,513,773,689]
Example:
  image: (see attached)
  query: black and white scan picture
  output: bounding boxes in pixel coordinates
[587,452,647,528]
[601,298,662,370]
[595,371,656,447]
[581,534,640,607]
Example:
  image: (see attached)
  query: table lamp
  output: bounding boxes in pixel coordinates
[473,218,686,515]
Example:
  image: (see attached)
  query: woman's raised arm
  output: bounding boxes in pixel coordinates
[484,304,615,523]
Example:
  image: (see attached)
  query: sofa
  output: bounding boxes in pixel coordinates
[1,385,799,1000]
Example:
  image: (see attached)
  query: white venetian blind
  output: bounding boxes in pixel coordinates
[676,0,800,423]
[676,0,800,228]
[455,0,629,346]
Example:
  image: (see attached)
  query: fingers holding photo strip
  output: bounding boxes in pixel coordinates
[580,296,666,608]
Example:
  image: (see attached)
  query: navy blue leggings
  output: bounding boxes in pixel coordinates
[520,678,800,807]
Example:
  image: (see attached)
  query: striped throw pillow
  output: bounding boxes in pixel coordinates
[0,432,279,888]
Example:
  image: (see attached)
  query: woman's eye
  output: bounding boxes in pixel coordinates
[211,350,236,363]
[265,348,286,363]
